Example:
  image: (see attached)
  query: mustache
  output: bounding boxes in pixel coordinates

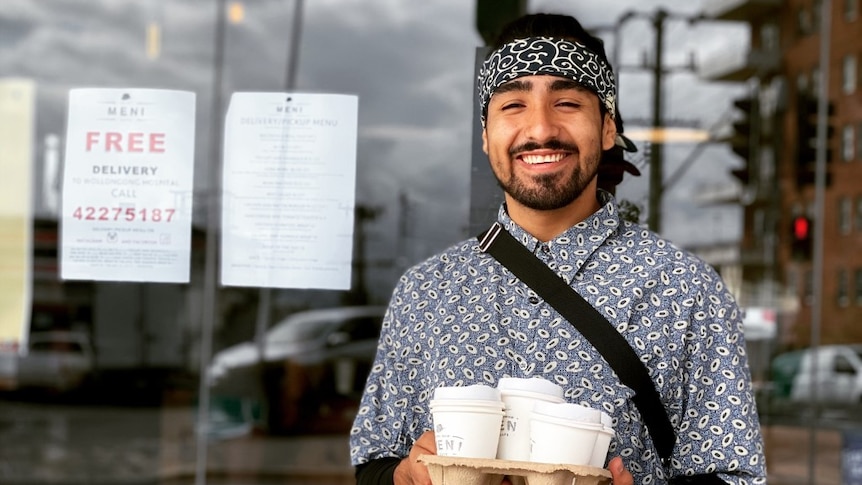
[509,139,578,157]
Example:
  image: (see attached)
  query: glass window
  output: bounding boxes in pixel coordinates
[839,196,852,234]
[760,146,775,181]
[843,124,856,161]
[837,268,849,306]
[857,197,862,231]
[813,0,823,30]
[798,7,812,36]
[4,3,862,485]
[856,268,862,305]
[754,209,766,242]
[834,354,855,373]
[858,121,862,160]
[846,0,859,20]
[797,72,809,92]
[760,22,780,52]
[843,54,858,94]
[788,267,799,298]
[812,67,821,95]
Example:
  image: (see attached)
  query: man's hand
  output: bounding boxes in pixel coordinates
[608,457,634,485]
[393,431,437,485]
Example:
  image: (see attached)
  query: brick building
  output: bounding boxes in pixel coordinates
[702,0,862,348]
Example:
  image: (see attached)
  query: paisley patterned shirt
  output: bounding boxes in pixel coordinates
[350,192,767,484]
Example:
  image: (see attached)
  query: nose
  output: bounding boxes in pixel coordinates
[524,105,560,142]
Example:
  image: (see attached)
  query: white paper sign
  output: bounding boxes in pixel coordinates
[60,88,196,283]
[221,92,358,289]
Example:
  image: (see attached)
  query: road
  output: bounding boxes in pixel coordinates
[0,395,354,485]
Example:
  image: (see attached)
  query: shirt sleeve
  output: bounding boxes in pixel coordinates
[670,261,767,484]
[349,274,426,466]
[355,457,400,485]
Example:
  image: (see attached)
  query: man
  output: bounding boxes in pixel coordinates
[350,12,767,485]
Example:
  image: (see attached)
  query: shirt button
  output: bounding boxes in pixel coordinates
[528,296,540,304]
[541,245,551,254]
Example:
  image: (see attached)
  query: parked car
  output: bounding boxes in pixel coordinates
[10,331,94,393]
[206,305,386,434]
[770,344,862,404]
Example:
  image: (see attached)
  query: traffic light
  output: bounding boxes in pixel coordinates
[795,93,835,187]
[728,95,758,184]
[790,215,813,261]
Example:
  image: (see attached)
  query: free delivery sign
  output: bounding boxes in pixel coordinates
[60,88,196,283]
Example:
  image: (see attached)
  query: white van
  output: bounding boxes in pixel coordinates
[784,344,862,404]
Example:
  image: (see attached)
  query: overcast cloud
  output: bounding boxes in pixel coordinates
[1,0,751,302]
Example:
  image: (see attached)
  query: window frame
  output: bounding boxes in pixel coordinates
[839,196,852,235]
[842,54,858,94]
[842,124,856,161]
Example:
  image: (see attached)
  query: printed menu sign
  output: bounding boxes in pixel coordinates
[221,92,358,289]
[60,89,196,283]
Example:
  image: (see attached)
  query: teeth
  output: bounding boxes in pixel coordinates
[521,153,565,164]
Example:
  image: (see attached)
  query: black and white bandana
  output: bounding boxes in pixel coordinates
[478,37,616,126]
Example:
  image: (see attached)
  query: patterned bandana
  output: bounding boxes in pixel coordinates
[478,37,616,126]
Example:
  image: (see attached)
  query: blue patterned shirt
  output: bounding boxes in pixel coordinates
[350,192,767,484]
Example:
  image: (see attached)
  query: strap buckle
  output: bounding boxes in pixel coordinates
[477,222,503,252]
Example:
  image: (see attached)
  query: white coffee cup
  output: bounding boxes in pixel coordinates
[430,384,504,459]
[496,377,565,461]
[589,412,615,468]
[529,401,603,465]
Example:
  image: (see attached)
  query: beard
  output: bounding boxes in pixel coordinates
[494,140,600,211]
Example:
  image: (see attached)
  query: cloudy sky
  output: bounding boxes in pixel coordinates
[2,0,751,303]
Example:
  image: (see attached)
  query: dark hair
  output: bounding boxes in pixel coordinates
[491,13,610,67]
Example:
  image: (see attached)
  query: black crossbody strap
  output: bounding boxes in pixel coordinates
[477,222,676,464]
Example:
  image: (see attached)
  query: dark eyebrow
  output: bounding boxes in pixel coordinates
[493,79,532,96]
[494,78,592,97]
[549,78,591,94]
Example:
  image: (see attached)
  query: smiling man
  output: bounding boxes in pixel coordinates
[482,72,614,240]
[350,13,767,485]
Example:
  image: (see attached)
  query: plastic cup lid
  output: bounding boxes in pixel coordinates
[432,384,501,402]
[532,401,602,424]
[429,399,505,410]
[497,377,564,399]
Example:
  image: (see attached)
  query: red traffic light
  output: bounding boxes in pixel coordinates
[790,216,813,260]
[793,216,810,240]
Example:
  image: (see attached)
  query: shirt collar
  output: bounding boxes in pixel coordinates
[496,191,621,275]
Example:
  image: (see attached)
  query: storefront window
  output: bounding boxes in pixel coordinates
[2,2,861,485]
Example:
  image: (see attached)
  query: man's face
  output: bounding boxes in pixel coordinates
[482,75,616,211]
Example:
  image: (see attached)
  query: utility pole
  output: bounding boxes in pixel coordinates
[254,0,305,337]
[284,0,304,90]
[597,9,697,233]
[647,9,667,233]
[397,191,410,274]
[807,1,831,483]
[196,0,228,482]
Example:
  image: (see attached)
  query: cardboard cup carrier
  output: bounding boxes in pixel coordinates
[424,382,614,485]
